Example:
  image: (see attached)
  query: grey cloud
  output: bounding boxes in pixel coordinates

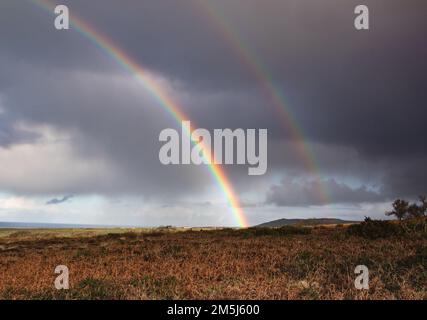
[0,112,40,148]
[0,123,36,147]
[266,178,384,207]
[46,195,73,205]
[0,64,215,198]
[0,0,426,208]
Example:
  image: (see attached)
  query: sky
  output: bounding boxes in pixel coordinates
[0,0,426,227]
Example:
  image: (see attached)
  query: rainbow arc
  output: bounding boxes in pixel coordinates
[30,0,249,227]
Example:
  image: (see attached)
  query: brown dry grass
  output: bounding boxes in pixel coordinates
[0,226,425,300]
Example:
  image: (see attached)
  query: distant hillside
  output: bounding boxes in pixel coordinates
[0,222,114,229]
[256,218,359,228]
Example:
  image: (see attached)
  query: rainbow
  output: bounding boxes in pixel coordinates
[29,0,250,227]
[191,0,329,204]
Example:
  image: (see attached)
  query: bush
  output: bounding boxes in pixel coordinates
[347,217,427,239]
[347,217,403,239]
[239,226,312,237]
[402,217,427,235]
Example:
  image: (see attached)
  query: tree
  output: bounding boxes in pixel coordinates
[386,199,409,220]
[407,196,427,218]
[418,196,427,216]
[407,203,422,218]
[385,196,427,220]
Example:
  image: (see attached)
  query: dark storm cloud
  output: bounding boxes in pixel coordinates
[0,110,40,147]
[46,194,73,205]
[0,1,115,72]
[0,65,216,197]
[266,178,383,207]
[377,156,427,200]
[0,121,34,147]
[0,0,426,206]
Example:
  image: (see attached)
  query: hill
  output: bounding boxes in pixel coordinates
[256,218,358,228]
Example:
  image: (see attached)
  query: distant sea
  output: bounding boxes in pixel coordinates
[0,222,121,229]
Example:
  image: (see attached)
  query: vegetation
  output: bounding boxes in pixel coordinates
[0,198,426,300]
[386,196,427,220]
[347,216,426,239]
[0,223,425,300]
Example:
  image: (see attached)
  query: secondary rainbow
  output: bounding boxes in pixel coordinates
[29,0,249,227]
[191,0,329,204]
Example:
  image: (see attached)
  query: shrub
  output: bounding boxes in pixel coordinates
[402,217,427,235]
[347,217,402,239]
[347,217,427,239]
[239,226,311,237]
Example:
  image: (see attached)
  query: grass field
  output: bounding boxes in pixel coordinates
[0,223,425,300]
